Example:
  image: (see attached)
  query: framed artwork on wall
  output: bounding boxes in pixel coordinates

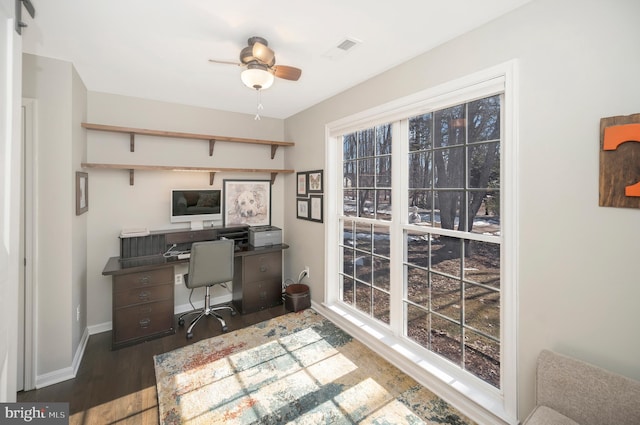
[307,170,323,194]
[76,172,88,215]
[309,195,323,222]
[296,198,310,220]
[296,172,308,196]
[223,179,271,226]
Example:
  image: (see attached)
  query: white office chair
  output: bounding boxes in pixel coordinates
[178,239,236,339]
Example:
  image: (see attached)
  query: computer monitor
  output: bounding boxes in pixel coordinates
[170,189,222,230]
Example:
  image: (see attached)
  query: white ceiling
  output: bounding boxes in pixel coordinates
[20,0,531,119]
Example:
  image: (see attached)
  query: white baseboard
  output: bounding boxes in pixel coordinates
[35,327,90,389]
[88,321,111,335]
[35,292,235,389]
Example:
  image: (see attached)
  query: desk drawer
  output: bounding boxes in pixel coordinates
[113,299,173,343]
[237,279,282,313]
[113,267,173,291]
[243,252,281,282]
[114,283,173,308]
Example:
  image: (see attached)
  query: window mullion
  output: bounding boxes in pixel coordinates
[389,119,407,336]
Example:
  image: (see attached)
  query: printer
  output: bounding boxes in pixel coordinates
[249,226,282,247]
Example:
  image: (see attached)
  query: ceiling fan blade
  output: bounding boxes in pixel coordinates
[208,59,243,66]
[273,65,302,81]
[252,42,275,65]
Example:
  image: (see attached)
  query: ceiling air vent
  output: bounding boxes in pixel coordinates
[337,38,358,51]
[323,37,362,60]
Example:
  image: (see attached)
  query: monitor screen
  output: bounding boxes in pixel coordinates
[170,189,222,229]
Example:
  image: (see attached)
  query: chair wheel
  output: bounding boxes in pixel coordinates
[222,326,228,332]
[230,310,237,317]
[178,318,185,326]
[186,332,193,339]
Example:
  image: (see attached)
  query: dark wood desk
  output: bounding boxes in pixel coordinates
[102,226,288,349]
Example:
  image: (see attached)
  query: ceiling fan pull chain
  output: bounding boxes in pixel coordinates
[254,89,264,120]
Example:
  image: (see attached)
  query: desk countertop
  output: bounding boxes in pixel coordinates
[102,243,289,276]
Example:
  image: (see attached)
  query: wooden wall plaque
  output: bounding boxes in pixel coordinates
[599,113,640,208]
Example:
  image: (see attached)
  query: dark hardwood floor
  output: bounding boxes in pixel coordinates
[17,305,288,425]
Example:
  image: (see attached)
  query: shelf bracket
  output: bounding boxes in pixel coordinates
[130,133,135,152]
[209,139,216,156]
[270,172,277,185]
[129,169,135,186]
[209,172,216,185]
[270,145,278,159]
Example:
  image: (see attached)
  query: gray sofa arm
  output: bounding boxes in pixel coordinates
[523,349,640,425]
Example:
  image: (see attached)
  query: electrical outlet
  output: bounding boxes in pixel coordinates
[175,274,183,286]
[304,266,310,279]
[76,305,80,322]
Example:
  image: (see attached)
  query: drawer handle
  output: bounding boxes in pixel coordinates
[138,291,150,300]
[139,318,151,328]
[138,275,150,284]
[260,265,268,272]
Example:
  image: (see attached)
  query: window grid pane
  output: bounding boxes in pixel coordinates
[339,92,503,391]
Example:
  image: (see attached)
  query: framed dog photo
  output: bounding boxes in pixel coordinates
[296,198,310,220]
[307,170,323,194]
[223,179,271,226]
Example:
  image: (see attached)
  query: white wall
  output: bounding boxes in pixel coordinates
[71,66,88,358]
[85,92,288,329]
[22,54,87,382]
[284,0,640,421]
[0,0,22,401]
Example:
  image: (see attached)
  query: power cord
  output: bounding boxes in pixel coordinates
[163,243,190,258]
[297,270,308,284]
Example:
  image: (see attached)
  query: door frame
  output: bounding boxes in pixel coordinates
[19,98,36,392]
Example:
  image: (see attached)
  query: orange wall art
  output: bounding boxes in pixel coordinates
[599,113,640,208]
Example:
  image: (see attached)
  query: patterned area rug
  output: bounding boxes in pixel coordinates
[154,309,475,424]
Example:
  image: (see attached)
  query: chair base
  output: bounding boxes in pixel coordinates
[178,286,236,339]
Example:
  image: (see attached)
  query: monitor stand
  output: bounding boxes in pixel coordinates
[190,220,204,231]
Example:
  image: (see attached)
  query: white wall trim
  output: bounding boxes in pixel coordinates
[35,327,88,389]
[312,302,516,425]
[87,322,111,336]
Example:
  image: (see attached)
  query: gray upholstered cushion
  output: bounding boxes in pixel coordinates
[523,406,580,425]
[532,350,640,425]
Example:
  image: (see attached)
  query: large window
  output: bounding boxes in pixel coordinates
[405,96,501,387]
[341,125,393,324]
[328,66,516,421]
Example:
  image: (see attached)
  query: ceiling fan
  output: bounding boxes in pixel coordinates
[209,36,302,90]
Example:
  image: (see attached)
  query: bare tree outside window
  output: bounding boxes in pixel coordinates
[338,94,502,389]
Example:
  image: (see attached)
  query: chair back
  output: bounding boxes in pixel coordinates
[185,239,235,289]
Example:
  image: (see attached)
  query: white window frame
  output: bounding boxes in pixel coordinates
[323,61,519,425]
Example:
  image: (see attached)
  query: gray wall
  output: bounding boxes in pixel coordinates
[283,0,640,421]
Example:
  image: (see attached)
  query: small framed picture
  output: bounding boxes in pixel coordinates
[308,170,323,193]
[296,198,310,220]
[296,172,308,196]
[76,172,88,215]
[309,195,323,222]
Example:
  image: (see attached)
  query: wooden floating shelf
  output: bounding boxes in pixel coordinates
[81,162,294,186]
[82,122,295,159]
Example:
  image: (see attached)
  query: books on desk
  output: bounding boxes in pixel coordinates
[120,227,150,238]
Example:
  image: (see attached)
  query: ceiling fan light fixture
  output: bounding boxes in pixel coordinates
[241,64,274,90]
